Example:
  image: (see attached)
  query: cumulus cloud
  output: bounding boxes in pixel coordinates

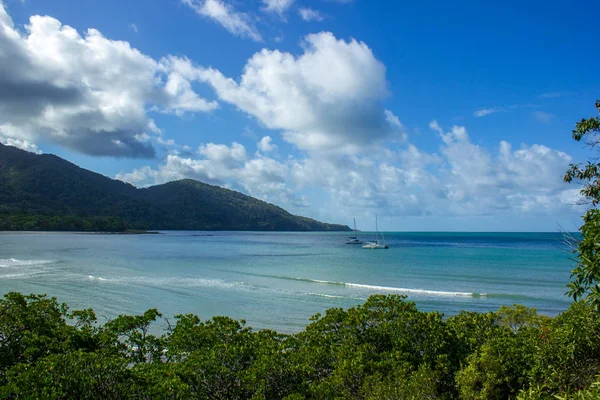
[116,141,305,206]
[182,0,262,41]
[0,3,217,157]
[117,120,579,220]
[199,141,247,167]
[261,0,294,18]
[257,136,277,153]
[432,122,575,215]
[192,32,400,153]
[0,131,41,153]
[291,122,577,217]
[298,8,324,22]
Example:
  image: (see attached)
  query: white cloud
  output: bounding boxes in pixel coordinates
[384,110,403,130]
[258,136,277,153]
[262,0,294,18]
[428,120,443,135]
[1,2,579,225]
[159,56,220,116]
[199,141,247,167]
[181,0,262,41]
[431,121,575,215]
[0,3,217,157]
[0,123,39,153]
[157,137,176,146]
[533,110,555,124]
[298,8,324,22]
[117,141,305,206]
[474,104,541,118]
[118,119,579,221]
[194,32,395,153]
[129,23,138,33]
[289,123,577,217]
[0,134,41,153]
[473,107,504,117]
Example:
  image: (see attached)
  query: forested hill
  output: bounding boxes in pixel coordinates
[0,143,350,232]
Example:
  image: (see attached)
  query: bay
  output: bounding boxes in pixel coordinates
[0,231,575,333]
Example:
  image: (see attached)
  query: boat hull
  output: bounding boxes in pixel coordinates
[362,243,389,249]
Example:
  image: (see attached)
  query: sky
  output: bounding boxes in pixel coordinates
[0,0,598,231]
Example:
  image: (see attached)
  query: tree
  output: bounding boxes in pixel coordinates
[564,99,600,309]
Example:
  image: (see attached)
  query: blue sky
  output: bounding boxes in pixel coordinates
[1,0,598,231]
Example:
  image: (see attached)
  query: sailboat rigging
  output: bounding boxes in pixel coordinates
[346,217,362,244]
[362,214,389,249]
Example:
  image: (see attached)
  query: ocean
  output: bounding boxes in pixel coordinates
[0,231,576,333]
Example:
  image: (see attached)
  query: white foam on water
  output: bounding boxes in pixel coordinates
[1,273,36,279]
[84,274,245,290]
[306,292,346,299]
[0,258,55,268]
[345,282,475,297]
[88,275,108,281]
[82,271,484,301]
[301,277,482,298]
[0,258,57,279]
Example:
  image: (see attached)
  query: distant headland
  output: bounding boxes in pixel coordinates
[0,143,350,233]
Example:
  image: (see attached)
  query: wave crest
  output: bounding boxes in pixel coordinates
[281,276,482,297]
[0,258,55,268]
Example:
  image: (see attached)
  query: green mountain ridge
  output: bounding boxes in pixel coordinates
[0,142,350,232]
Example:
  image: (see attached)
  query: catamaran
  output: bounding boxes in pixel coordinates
[362,214,389,249]
[346,217,362,244]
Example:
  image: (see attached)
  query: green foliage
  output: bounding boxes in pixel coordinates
[446,310,500,366]
[496,303,549,333]
[566,209,600,309]
[1,350,144,400]
[528,301,600,395]
[2,292,600,399]
[0,213,128,232]
[564,99,600,309]
[0,293,98,385]
[553,376,600,400]
[455,328,538,400]
[564,99,600,205]
[0,142,350,232]
[102,308,165,364]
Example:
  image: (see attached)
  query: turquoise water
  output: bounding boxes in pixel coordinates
[0,231,575,332]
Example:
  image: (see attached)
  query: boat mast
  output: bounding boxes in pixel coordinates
[353,217,357,232]
[375,214,378,242]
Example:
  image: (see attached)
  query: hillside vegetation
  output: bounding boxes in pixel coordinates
[0,143,349,232]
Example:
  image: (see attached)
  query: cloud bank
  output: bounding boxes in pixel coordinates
[191,32,404,153]
[0,2,217,157]
[0,2,582,227]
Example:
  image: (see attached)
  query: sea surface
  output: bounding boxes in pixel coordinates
[0,231,576,333]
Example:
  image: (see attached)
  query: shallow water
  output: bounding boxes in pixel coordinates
[0,231,575,332]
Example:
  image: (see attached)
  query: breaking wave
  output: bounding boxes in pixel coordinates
[84,275,245,290]
[271,276,484,298]
[0,258,55,268]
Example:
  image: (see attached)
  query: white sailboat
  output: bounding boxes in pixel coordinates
[346,217,362,244]
[362,214,389,249]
